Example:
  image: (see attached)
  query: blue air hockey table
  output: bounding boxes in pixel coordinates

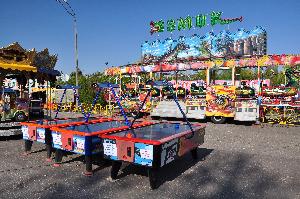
[100,122,205,189]
[21,117,102,161]
[51,118,205,187]
[50,119,154,176]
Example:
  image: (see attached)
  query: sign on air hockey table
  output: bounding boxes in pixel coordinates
[100,122,205,189]
[20,117,103,159]
[50,119,154,175]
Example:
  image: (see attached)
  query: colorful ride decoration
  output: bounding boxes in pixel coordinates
[206,86,236,117]
[285,66,300,88]
[260,63,300,125]
[260,93,300,125]
[190,83,206,97]
[150,87,160,97]
[105,54,300,76]
[261,106,300,125]
[47,102,114,116]
[262,87,297,97]
[235,86,255,98]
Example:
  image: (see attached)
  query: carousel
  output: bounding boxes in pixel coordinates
[0,42,60,123]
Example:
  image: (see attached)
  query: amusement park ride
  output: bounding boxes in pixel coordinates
[0,42,59,124]
[105,26,300,125]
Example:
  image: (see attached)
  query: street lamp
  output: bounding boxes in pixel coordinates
[55,0,79,86]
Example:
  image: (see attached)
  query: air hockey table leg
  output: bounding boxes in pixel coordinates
[45,131,53,162]
[54,149,64,167]
[148,168,159,189]
[45,144,52,162]
[191,148,198,160]
[111,161,122,180]
[23,140,33,155]
[84,155,93,176]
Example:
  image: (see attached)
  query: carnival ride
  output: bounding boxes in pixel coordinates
[260,66,300,125]
[0,88,29,122]
[106,55,300,125]
[105,26,300,125]
[0,43,60,137]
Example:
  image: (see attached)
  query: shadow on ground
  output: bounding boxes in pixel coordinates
[117,148,213,188]
[0,134,22,141]
[37,149,288,199]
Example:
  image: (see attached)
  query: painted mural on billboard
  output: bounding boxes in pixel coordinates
[206,85,236,117]
[141,26,267,63]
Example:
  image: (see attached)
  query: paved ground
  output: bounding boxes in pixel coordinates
[0,121,21,136]
[0,120,299,199]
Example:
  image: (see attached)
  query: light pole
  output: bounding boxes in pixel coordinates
[55,0,79,86]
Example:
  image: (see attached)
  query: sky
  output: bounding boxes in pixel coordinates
[1,0,300,74]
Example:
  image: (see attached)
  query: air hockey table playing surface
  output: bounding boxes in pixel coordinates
[50,120,154,155]
[101,122,205,168]
[21,117,102,143]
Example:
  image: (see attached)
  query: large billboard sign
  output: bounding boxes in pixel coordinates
[142,26,267,64]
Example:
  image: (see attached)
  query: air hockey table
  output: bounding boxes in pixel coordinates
[20,117,103,161]
[100,122,205,189]
[50,119,154,175]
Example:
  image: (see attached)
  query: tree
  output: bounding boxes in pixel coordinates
[191,70,206,80]
[236,68,255,80]
[57,71,112,106]
[217,69,231,80]
[263,66,285,86]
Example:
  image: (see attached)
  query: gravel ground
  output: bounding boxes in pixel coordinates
[0,120,299,199]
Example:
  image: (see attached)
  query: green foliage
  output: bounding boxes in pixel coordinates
[58,71,113,105]
[191,70,206,80]
[263,66,285,86]
[236,68,256,80]
[216,70,231,80]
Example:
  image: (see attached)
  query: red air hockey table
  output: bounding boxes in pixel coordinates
[50,119,154,175]
[20,117,102,160]
[100,122,205,189]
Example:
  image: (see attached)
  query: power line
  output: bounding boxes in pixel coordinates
[55,0,76,18]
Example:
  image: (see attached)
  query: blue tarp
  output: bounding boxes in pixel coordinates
[92,82,119,88]
[146,80,172,87]
[56,85,80,89]
[0,88,16,93]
